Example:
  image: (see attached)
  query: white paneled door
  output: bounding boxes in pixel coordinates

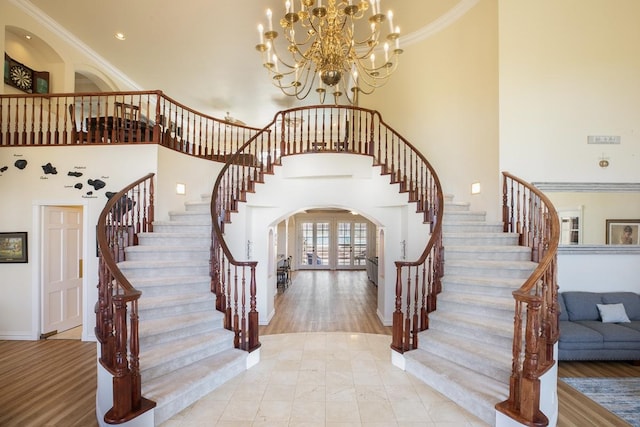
[42,206,83,335]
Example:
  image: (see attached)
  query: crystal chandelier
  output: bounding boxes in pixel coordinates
[255,0,402,104]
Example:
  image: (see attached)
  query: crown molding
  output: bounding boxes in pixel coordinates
[10,0,142,90]
[533,182,640,193]
[401,0,481,48]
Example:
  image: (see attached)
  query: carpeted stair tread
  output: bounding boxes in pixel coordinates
[128,275,210,287]
[429,310,514,338]
[126,244,210,252]
[118,259,209,269]
[418,329,512,379]
[404,348,508,425]
[139,310,223,337]
[437,291,515,312]
[153,219,212,225]
[140,329,235,380]
[442,274,523,288]
[143,348,247,425]
[138,292,214,310]
[446,259,537,270]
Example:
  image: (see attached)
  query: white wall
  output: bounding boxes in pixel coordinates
[362,0,500,222]
[155,146,224,220]
[499,0,640,184]
[558,247,640,293]
[0,145,157,340]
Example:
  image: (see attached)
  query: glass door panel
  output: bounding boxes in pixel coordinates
[300,222,330,268]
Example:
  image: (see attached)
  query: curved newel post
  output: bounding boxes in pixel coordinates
[96,173,156,424]
[495,172,559,427]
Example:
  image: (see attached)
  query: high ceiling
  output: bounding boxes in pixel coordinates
[24,0,467,126]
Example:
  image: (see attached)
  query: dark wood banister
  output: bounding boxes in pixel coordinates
[96,173,156,424]
[495,171,560,427]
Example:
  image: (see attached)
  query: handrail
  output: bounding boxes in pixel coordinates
[0,91,261,160]
[495,171,560,427]
[209,105,444,355]
[95,173,156,424]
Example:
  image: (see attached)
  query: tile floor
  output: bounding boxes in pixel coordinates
[161,332,489,426]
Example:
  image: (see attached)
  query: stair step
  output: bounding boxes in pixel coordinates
[441,274,522,297]
[437,290,515,319]
[442,221,503,233]
[444,245,531,261]
[139,292,215,319]
[404,348,508,426]
[443,232,519,246]
[143,348,247,426]
[139,310,224,348]
[443,210,487,222]
[124,245,210,261]
[128,275,211,297]
[428,310,514,347]
[140,328,235,382]
[152,220,211,234]
[184,200,210,212]
[167,211,212,223]
[137,232,211,246]
[443,201,471,212]
[417,329,512,383]
[444,259,536,279]
[117,259,210,278]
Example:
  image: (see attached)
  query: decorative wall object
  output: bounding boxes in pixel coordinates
[606,219,640,245]
[0,232,28,263]
[4,53,49,94]
[14,159,27,170]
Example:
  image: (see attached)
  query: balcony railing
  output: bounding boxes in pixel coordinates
[0,91,261,159]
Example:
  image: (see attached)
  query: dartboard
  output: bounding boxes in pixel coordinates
[10,65,33,91]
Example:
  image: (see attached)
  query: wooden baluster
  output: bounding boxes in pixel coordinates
[129,299,142,411]
[403,270,411,351]
[248,263,259,351]
[110,297,132,420]
[232,265,239,348]
[392,265,404,352]
[240,268,247,350]
[412,266,419,349]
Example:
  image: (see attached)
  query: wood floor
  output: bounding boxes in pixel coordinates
[260,270,391,335]
[1,270,637,426]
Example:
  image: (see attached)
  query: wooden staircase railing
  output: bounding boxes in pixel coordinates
[495,171,560,427]
[0,91,261,158]
[210,105,444,356]
[95,173,156,423]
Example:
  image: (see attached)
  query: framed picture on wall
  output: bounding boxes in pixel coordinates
[0,232,28,263]
[606,219,640,245]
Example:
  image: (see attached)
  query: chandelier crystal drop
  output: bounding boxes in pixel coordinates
[255,0,403,104]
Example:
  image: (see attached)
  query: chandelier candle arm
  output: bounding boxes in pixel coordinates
[255,0,402,105]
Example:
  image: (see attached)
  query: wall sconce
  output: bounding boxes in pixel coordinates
[471,182,481,194]
[176,183,186,195]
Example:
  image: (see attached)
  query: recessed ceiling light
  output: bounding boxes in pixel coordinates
[115,32,126,41]
[24,34,32,40]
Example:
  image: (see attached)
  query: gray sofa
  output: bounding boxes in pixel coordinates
[558,291,640,361]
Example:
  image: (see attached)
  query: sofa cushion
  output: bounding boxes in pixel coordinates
[558,320,603,350]
[576,321,640,350]
[597,303,631,323]
[558,293,569,321]
[563,292,603,321]
[602,292,640,321]
[620,321,640,333]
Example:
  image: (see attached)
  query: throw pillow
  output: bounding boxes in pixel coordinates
[596,303,631,323]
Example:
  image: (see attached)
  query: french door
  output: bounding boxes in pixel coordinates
[337,221,368,269]
[299,220,368,269]
[300,222,330,269]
